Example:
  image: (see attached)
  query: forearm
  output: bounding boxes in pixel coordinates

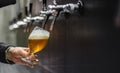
[0,42,14,64]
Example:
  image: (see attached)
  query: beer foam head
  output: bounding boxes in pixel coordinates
[28,27,50,39]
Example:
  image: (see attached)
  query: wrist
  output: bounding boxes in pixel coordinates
[5,47,15,64]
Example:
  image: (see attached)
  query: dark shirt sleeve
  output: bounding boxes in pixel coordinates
[0,42,15,64]
[0,0,16,8]
[0,0,16,64]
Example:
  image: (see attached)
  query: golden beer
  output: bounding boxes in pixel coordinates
[28,38,49,53]
[28,27,50,54]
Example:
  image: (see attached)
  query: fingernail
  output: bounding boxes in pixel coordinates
[36,59,39,62]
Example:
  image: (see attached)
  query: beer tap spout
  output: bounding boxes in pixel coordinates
[40,10,54,29]
[49,10,60,31]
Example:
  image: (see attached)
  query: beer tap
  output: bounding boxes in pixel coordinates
[9,10,26,30]
[49,0,60,31]
[40,0,60,31]
[49,10,59,31]
[42,0,47,11]
[20,0,49,29]
[40,10,54,29]
[23,0,33,32]
[24,0,28,17]
[9,0,84,31]
[10,0,41,32]
[41,0,51,29]
[9,0,30,31]
[48,0,83,14]
[48,0,83,31]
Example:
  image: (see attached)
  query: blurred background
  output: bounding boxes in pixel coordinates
[0,0,119,73]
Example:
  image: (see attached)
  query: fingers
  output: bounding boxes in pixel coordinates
[16,53,38,67]
[13,57,34,68]
[12,47,30,58]
[7,47,39,68]
[28,54,39,65]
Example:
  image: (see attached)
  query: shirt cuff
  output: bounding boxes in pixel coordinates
[5,47,15,64]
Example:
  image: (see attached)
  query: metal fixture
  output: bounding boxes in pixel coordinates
[9,0,83,31]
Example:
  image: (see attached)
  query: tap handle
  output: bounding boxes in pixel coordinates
[25,6,28,16]
[53,0,57,5]
[41,14,50,29]
[29,3,33,15]
[17,12,22,20]
[42,0,47,11]
[77,0,84,15]
[43,0,47,5]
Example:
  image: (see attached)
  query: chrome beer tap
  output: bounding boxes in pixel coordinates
[9,0,84,31]
[48,0,83,14]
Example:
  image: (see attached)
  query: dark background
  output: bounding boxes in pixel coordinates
[16,0,120,73]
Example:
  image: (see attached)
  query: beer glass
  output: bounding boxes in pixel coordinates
[28,26,50,54]
[22,26,50,64]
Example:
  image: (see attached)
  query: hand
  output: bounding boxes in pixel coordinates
[6,47,39,68]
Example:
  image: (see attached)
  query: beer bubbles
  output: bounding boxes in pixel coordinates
[28,26,50,54]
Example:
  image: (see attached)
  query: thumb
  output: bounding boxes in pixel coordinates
[19,47,30,58]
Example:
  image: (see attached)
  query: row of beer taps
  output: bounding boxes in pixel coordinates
[9,0,83,32]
